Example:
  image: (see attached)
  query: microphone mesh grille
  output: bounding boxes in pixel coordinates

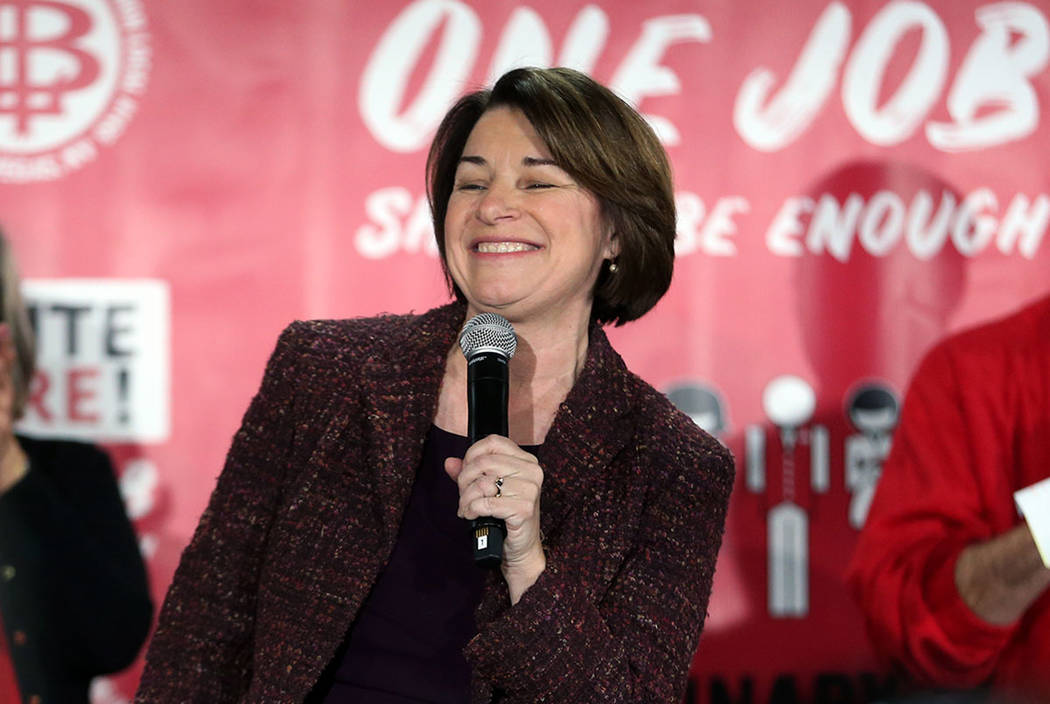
[459,313,517,360]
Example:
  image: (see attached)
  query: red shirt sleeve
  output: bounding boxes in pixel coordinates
[846,340,1019,688]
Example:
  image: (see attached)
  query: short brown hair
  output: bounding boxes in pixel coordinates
[426,67,676,326]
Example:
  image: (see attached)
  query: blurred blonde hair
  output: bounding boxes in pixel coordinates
[0,230,36,420]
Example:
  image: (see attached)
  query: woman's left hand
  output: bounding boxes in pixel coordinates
[445,434,546,604]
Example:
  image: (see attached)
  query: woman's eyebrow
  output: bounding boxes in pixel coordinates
[522,156,558,167]
[458,156,558,167]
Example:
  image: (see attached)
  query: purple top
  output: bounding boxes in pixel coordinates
[307,425,537,703]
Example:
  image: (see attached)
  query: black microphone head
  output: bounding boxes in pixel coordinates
[459,313,517,361]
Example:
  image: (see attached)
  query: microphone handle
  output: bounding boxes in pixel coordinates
[467,352,509,567]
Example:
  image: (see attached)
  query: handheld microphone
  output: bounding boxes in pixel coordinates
[458,312,517,567]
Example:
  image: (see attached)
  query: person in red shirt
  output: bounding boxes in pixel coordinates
[847,294,1050,702]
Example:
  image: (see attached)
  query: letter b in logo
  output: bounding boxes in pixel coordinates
[0,0,102,135]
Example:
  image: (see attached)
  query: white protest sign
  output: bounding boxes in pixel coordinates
[15,279,170,443]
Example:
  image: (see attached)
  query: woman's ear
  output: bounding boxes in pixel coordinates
[603,227,620,260]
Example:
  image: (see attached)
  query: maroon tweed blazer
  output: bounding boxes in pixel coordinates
[135,302,734,703]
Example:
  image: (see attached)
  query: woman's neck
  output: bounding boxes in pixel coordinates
[504,315,591,444]
[436,306,593,446]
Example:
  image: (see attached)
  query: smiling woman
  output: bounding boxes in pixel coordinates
[136,67,734,704]
[428,67,677,328]
[441,107,614,334]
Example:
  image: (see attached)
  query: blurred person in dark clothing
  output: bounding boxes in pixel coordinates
[0,231,152,704]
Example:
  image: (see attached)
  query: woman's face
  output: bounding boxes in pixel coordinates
[443,107,617,327]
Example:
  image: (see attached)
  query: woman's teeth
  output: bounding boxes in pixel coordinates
[476,242,535,253]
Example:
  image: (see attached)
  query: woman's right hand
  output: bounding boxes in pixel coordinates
[445,434,547,604]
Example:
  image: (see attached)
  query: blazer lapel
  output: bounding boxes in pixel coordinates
[537,325,635,539]
[473,324,636,633]
[259,305,469,701]
[359,304,466,549]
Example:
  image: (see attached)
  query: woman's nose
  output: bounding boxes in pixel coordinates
[476,182,520,224]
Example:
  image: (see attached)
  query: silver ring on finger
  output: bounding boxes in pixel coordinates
[495,476,504,499]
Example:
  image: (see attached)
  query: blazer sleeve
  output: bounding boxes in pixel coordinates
[845,344,1017,688]
[136,322,313,702]
[466,422,734,703]
[0,440,152,678]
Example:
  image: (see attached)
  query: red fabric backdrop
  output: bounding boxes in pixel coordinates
[2,1,1049,701]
